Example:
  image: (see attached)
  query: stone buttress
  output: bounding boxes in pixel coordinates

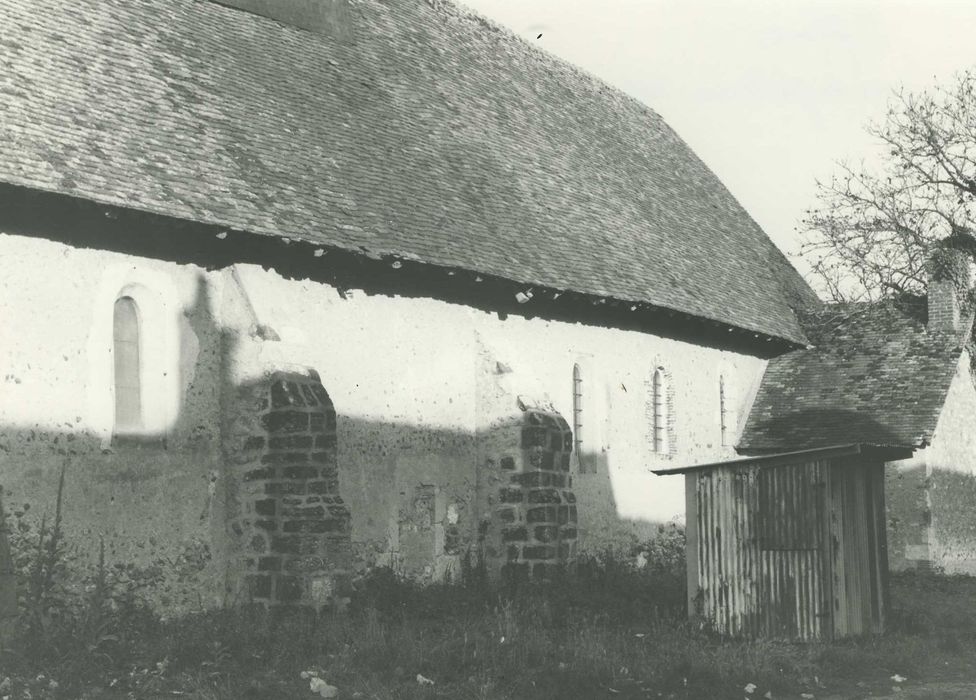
[484,407,579,581]
[223,370,351,607]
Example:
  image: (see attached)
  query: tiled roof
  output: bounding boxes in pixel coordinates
[0,0,816,343]
[740,297,972,451]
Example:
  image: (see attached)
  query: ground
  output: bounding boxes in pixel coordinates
[4,551,976,699]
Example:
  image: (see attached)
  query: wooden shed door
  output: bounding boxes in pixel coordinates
[756,461,831,639]
[827,463,888,637]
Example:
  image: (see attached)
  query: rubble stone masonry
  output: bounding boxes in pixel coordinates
[0,236,768,617]
[486,408,578,582]
[224,371,352,607]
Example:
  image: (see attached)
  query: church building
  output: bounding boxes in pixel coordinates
[2,0,970,615]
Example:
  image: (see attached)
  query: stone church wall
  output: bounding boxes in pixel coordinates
[887,351,976,575]
[483,408,579,582]
[0,232,768,612]
[219,264,765,574]
[0,233,228,615]
[223,371,352,607]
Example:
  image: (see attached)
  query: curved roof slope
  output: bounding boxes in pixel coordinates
[740,298,971,451]
[0,0,815,343]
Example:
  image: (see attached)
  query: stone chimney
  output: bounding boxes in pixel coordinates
[927,244,971,332]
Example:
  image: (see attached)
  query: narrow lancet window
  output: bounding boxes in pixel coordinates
[113,296,143,433]
[719,375,728,447]
[573,364,586,471]
[652,367,668,454]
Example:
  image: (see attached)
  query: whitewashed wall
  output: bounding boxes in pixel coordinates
[887,351,976,574]
[0,233,769,602]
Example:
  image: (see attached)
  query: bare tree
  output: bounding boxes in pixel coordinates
[802,69,976,302]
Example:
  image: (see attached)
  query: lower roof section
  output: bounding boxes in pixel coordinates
[0,0,817,345]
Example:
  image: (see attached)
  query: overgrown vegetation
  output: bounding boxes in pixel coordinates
[4,498,976,699]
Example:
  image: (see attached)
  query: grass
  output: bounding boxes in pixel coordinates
[3,565,976,699]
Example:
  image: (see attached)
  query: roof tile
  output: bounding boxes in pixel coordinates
[740,297,971,450]
[0,0,816,342]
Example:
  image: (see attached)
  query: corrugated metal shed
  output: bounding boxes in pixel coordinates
[655,444,911,640]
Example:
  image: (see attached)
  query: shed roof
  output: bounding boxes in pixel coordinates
[652,443,914,476]
[0,0,816,344]
[739,297,972,452]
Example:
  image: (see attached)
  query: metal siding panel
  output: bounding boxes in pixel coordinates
[854,469,871,634]
[722,470,734,635]
[749,468,761,637]
[708,470,722,632]
[702,471,715,626]
[864,466,881,632]
[872,463,890,631]
[696,459,846,640]
[799,550,809,639]
[856,468,871,634]
[743,469,758,637]
[814,461,833,639]
[712,471,720,628]
[829,464,847,638]
[790,465,800,548]
[820,461,836,641]
[704,472,711,622]
[760,549,770,637]
[841,468,856,635]
[714,471,724,634]
[781,552,793,638]
[711,470,719,629]
[838,465,871,637]
[697,472,711,618]
[816,460,830,639]
[803,466,813,640]
[686,472,700,619]
[730,471,742,636]
[731,472,741,635]
[746,470,757,635]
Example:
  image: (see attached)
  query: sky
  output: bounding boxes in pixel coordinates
[457,0,976,281]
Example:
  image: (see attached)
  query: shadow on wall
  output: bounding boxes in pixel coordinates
[924,466,976,575]
[572,451,666,556]
[0,419,666,612]
[332,415,478,583]
[0,272,226,614]
[0,491,16,648]
[0,272,675,614]
[0,425,224,615]
[885,459,929,574]
[886,464,976,576]
[319,418,670,580]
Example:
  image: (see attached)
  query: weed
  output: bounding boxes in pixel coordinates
[3,503,976,700]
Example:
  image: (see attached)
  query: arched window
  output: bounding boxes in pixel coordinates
[719,375,728,447]
[652,367,668,454]
[113,296,142,433]
[572,364,587,471]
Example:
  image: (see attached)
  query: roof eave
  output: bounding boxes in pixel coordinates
[652,442,915,476]
[0,180,810,349]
